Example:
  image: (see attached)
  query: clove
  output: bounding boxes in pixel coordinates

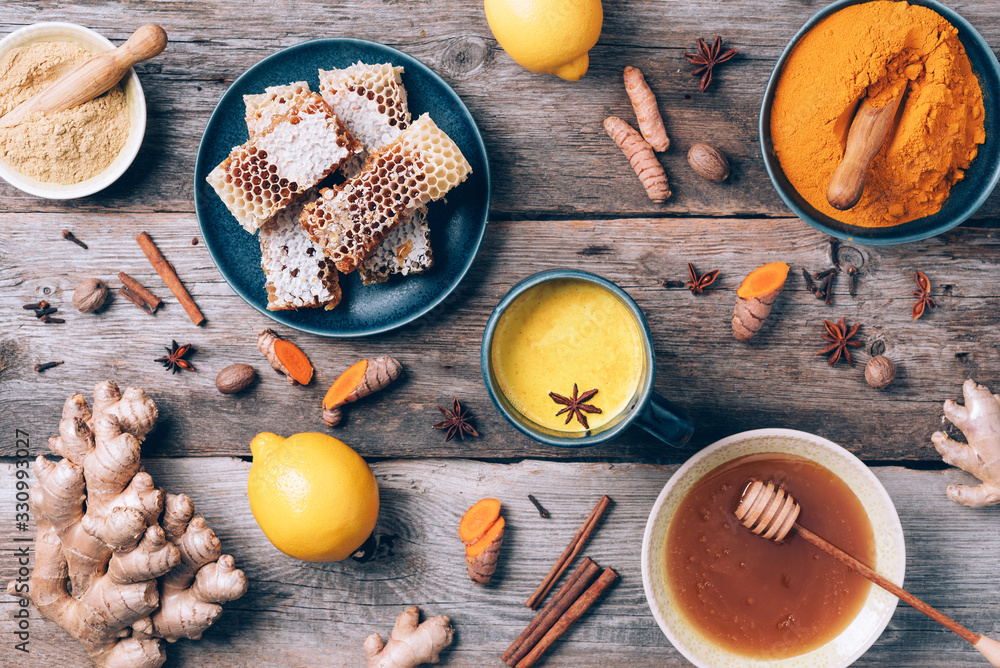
[22,301,48,310]
[828,236,839,267]
[820,272,836,305]
[813,267,839,281]
[528,494,550,518]
[34,306,58,318]
[801,268,816,292]
[847,265,858,296]
[34,361,64,372]
[62,230,88,249]
[40,315,65,324]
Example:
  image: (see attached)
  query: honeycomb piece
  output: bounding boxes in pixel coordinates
[207,93,361,234]
[244,81,313,137]
[319,63,410,150]
[358,206,432,285]
[321,62,433,284]
[300,113,471,273]
[259,196,341,311]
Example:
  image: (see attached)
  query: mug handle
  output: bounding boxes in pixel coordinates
[634,392,694,447]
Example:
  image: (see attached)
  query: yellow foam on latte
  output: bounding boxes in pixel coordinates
[491,278,644,432]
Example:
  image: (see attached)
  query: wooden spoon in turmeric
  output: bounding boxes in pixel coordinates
[826,84,908,211]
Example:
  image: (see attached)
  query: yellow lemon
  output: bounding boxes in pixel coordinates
[247,432,379,562]
[484,0,603,81]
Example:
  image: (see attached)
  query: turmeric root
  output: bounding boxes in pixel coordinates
[364,606,454,668]
[604,116,671,202]
[932,379,1000,507]
[623,66,669,151]
[460,499,505,586]
[466,517,505,586]
[459,498,501,545]
[257,328,313,385]
[323,356,403,427]
[732,261,790,341]
[6,382,247,668]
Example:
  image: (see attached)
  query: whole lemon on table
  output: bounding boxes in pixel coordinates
[247,432,379,562]
[484,0,603,81]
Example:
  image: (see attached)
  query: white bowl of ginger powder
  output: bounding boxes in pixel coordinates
[0,22,146,199]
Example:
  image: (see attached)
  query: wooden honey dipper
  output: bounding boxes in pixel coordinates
[0,24,167,128]
[826,83,907,211]
[735,480,1000,666]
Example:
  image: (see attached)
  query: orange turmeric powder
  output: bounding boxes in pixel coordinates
[771,0,985,227]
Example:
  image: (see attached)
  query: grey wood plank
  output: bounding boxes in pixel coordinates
[0,458,997,666]
[3,214,1000,461]
[0,0,997,218]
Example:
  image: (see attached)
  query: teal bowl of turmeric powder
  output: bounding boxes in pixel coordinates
[760,0,1000,244]
[0,22,146,199]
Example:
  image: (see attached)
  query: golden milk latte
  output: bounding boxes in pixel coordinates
[491,278,644,432]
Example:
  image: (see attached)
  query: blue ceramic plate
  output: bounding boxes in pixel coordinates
[194,39,490,336]
[759,0,1000,245]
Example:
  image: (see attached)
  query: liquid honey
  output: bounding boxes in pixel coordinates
[666,453,875,659]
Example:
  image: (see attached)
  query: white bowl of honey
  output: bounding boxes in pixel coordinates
[642,428,905,667]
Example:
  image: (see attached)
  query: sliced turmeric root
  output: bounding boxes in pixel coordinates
[459,498,502,545]
[465,516,505,586]
[322,356,403,426]
[257,328,314,385]
[733,261,790,342]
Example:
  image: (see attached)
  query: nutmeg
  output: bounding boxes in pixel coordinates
[216,364,256,395]
[687,143,730,182]
[72,278,108,313]
[865,355,896,389]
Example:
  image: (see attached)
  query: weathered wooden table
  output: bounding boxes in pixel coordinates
[3,1,1000,666]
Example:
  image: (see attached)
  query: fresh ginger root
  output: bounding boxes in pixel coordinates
[460,498,505,586]
[623,66,669,151]
[258,328,313,385]
[6,382,248,668]
[323,356,403,426]
[732,261,790,341]
[932,379,1000,507]
[604,115,671,202]
[364,606,454,668]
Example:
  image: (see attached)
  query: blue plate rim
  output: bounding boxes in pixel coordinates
[758,0,1000,246]
[193,37,491,337]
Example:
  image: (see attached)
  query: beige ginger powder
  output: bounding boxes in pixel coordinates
[0,41,129,184]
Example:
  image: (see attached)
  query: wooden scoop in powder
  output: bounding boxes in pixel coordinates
[826,83,907,211]
[0,24,166,128]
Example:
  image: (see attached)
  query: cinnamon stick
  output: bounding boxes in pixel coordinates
[525,495,610,609]
[118,272,162,315]
[516,567,618,668]
[504,557,601,666]
[135,231,205,326]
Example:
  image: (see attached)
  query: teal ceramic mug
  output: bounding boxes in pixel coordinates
[481,269,694,448]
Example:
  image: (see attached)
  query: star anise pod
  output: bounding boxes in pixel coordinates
[816,318,862,366]
[155,340,195,374]
[549,384,603,429]
[685,262,720,295]
[433,398,479,442]
[684,36,739,92]
[912,270,937,320]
